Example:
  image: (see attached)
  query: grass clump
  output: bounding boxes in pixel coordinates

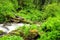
[0,35,24,40]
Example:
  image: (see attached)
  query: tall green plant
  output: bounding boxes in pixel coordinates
[38,17,60,40]
[17,9,43,22]
[0,0,15,23]
[42,3,60,20]
[10,0,18,10]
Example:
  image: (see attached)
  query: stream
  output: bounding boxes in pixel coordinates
[0,23,30,33]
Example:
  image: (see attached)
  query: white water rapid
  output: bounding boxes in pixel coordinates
[0,23,30,33]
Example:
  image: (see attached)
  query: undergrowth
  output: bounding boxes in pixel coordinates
[0,0,60,40]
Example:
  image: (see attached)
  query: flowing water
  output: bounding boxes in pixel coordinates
[0,23,30,33]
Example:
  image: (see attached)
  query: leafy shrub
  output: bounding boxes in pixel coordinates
[42,3,60,20]
[0,35,24,40]
[0,0,16,23]
[38,17,60,40]
[23,0,35,9]
[10,0,18,10]
[0,0,14,13]
[17,9,43,22]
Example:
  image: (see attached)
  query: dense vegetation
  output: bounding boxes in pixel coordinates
[0,0,60,40]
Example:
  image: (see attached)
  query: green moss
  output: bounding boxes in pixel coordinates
[0,30,4,34]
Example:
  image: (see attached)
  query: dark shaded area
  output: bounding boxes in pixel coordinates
[42,26,51,32]
[16,7,22,12]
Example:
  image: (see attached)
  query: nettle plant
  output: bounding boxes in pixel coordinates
[38,17,60,40]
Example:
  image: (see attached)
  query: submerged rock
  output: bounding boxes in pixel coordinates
[0,30,7,37]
